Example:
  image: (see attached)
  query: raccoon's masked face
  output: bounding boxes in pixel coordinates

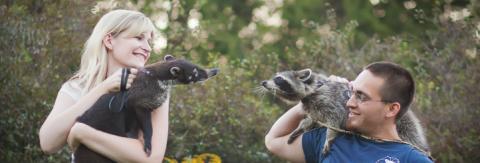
[261,69,328,104]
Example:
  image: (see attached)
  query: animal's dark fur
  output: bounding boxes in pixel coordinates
[73,55,218,163]
[261,69,429,156]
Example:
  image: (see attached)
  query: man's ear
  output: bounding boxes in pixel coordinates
[385,102,401,118]
[103,33,113,50]
[170,67,180,76]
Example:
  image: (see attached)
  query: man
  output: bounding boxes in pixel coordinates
[265,62,433,162]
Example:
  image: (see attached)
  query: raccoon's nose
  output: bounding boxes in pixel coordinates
[261,81,267,87]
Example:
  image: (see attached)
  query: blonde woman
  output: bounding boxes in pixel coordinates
[39,10,168,162]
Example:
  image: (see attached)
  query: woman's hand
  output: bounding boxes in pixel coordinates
[67,122,85,151]
[97,68,138,93]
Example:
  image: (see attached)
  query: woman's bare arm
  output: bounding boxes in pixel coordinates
[39,86,108,153]
[39,68,137,154]
[68,96,170,163]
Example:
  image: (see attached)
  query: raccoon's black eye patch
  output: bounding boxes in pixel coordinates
[273,76,284,84]
[274,76,294,93]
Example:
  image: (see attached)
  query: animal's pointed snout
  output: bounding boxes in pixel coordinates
[208,68,219,77]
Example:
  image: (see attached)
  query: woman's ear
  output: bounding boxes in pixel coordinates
[103,33,113,50]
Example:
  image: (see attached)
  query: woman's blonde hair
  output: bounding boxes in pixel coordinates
[72,9,155,94]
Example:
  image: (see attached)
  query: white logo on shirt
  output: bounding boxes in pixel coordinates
[376,156,400,163]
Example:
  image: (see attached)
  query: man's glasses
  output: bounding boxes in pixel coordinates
[348,85,392,104]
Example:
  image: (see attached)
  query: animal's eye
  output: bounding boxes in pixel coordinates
[273,76,289,87]
[273,76,295,93]
[193,68,198,77]
[316,81,324,87]
[273,76,283,83]
[343,90,352,99]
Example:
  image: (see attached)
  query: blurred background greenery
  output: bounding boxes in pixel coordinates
[1,0,479,162]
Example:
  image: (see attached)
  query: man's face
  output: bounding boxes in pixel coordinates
[346,70,389,134]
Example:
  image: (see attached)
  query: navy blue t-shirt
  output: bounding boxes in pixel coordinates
[302,128,433,163]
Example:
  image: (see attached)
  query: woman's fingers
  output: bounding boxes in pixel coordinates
[129,68,138,75]
[104,68,138,92]
[126,68,137,89]
[126,78,134,89]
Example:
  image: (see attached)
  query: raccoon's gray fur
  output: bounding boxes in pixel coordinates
[261,69,429,155]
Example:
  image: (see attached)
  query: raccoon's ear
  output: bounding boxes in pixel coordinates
[298,69,312,81]
[164,54,175,61]
[170,67,181,76]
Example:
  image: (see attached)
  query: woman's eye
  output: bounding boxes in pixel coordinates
[135,36,143,40]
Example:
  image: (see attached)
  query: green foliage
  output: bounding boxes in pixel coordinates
[0,0,96,162]
[0,1,93,162]
[1,0,479,162]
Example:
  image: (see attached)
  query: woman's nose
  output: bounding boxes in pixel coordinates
[141,41,152,53]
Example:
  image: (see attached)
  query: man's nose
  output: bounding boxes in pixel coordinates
[346,94,356,109]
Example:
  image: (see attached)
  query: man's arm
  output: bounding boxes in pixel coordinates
[265,103,306,163]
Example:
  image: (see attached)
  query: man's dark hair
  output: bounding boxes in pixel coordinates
[364,61,415,119]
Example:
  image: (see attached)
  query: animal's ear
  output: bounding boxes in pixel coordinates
[298,69,312,82]
[170,66,181,76]
[164,54,175,61]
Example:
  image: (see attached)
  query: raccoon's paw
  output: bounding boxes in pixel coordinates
[287,136,296,144]
[322,143,331,156]
[288,129,304,144]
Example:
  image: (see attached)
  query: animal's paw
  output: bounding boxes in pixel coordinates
[288,129,304,144]
[322,143,331,156]
[287,136,296,144]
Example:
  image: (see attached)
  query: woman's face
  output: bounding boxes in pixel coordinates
[108,31,152,68]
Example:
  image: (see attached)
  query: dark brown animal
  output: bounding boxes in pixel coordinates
[74,55,218,163]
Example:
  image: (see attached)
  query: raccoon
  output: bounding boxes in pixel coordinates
[261,69,429,155]
[74,55,218,163]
